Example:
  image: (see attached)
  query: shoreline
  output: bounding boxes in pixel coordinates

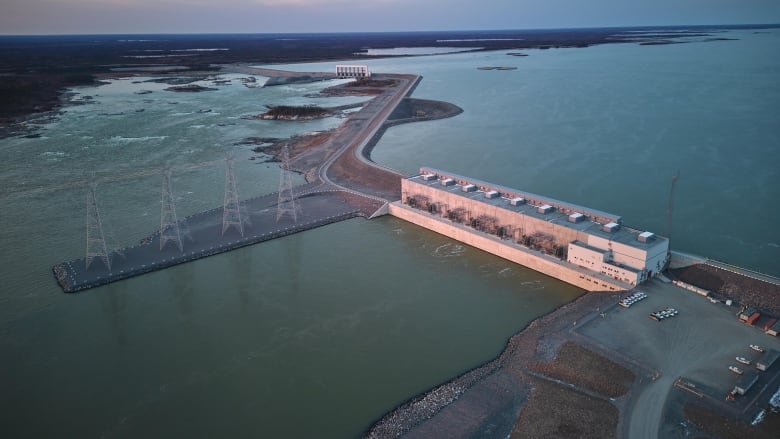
[364,259,780,438]
[363,291,619,438]
[1,25,762,139]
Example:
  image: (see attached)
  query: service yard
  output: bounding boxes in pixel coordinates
[577,279,780,438]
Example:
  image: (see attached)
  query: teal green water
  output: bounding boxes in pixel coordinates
[1,29,778,438]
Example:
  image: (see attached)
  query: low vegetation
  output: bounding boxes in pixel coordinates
[347,78,397,88]
[512,378,619,439]
[684,402,780,439]
[529,341,635,398]
[265,105,328,118]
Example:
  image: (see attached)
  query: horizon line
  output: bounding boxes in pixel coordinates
[1,23,779,38]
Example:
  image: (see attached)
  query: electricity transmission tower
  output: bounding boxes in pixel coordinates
[160,167,183,251]
[276,144,298,222]
[85,178,111,271]
[222,155,245,236]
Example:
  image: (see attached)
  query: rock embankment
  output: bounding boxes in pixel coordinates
[363,293,623,438]
[671,264,780,315]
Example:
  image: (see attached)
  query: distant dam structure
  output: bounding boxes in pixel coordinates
[389,167,671,292]
[336,64,371,79]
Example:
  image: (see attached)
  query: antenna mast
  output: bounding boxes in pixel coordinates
[665,171,679,241]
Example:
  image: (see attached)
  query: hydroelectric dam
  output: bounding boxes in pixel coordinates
[54,66,688,295]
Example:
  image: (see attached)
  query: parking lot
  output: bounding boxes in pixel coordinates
[577,278,780,438]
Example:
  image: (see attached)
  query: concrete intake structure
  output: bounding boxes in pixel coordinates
[335,64,371,79]
[389,167,670,292]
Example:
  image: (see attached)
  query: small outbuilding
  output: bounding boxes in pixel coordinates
[735,371,759,395]
[739,307,758,322]
[757,349,779,372]
[766,320,780,337]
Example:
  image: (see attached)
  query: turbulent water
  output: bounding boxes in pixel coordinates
[1,28,778,438]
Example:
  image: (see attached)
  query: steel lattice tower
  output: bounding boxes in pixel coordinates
[85,180,111,270]
[276,145,298,222]
[160,168,183,251]
[222,156,244,236]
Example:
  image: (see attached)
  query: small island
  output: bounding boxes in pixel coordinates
[164,84,217,92]
[477,66,518,71]
[255,104,329,121]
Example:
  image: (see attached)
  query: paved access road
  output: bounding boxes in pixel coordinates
[319,73,419,201]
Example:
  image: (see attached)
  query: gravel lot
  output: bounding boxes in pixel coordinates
[577,279,780,439]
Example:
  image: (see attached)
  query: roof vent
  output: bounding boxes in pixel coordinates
[441,178,455,186]
[537,204,554,214]
[602,222,620,233]
[568,212,585,223]
[510,197,526,206]
[485,190,500,199]
[421,174,437,181]
[638,231,655,243]
[462,184,477,192]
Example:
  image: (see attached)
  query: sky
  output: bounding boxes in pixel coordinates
[1,0,779,35]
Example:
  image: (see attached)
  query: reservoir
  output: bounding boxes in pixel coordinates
[0,28,778,437]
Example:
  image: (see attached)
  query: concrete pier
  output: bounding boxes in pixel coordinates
[54,187,366,293]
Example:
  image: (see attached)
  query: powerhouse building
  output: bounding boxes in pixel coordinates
[336,65,371,78]
[399,168,670,287]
